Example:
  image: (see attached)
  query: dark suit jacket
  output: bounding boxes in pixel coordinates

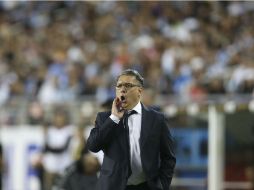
[87,104,176,190]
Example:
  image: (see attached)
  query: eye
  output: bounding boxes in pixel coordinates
[125,83,132,88]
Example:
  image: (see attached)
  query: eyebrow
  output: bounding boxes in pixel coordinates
[116,82,139,85]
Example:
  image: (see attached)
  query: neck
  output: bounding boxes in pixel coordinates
[127,101,140,110]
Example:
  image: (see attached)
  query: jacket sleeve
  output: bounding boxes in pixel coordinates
[159,114,176,190]
[87,112,118,153]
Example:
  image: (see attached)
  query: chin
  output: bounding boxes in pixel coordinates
[122,106,128,110]
[125,106,132,110]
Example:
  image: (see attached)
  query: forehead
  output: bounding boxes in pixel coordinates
[117,75,137,84]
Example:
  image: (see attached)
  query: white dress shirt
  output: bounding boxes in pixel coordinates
[110,102,146,185]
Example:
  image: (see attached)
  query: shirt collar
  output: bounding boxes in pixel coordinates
[130,101,142,114]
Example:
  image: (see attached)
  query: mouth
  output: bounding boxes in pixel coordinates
[120,95,127,104]
[120,96,125,101]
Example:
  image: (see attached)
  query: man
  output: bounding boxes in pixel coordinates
[87,69,176,190]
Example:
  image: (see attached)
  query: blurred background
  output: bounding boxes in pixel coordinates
[0,1,254,190]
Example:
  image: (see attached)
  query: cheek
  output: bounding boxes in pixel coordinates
[129,92,139,100]
[116,90,120,96]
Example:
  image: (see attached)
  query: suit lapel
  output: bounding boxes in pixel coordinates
[140,104,153,149]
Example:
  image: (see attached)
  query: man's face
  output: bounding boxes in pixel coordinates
[54,113,66,128]
[116,75,143,110]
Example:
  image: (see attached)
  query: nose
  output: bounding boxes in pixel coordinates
[120,88,127,93]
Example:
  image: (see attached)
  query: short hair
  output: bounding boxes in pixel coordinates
[117,69,144,87]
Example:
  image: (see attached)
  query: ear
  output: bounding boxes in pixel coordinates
[138,87,143,94]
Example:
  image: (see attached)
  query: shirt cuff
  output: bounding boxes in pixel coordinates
[110,114,120,124]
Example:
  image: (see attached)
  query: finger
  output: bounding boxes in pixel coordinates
[112,98,117,107]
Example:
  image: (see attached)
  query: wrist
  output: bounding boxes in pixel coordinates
[110,114,120,124]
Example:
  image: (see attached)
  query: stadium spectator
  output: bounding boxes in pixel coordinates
[56,148,100,190]
[27,101,44,125]
[141,87,161,111]
[42,108,76,190]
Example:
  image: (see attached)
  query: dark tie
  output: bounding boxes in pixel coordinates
[123,110,137,178]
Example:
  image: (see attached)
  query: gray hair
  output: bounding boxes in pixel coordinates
[117,69,144,87]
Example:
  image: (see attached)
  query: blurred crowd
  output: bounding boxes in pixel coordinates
[0,1,254,108]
